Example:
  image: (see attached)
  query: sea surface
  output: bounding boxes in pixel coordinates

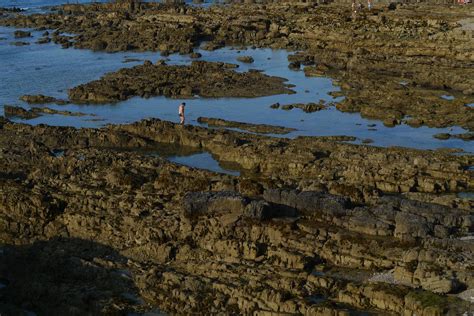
[0,0,214,13]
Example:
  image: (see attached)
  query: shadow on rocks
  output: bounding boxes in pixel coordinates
[0,237,148,316]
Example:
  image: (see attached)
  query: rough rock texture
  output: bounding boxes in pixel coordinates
[19,94,68,105]
[4,105,90,119]
[68,61,294,103]
[4,105,40,119]
[237,55,254,63]
[13,30,30,38]
[197,116,296,134]
[0,118,472,314]
[272,101,328,113]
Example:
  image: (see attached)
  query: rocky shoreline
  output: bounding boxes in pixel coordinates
[0,1,473,315]
[0,117,473,314]
[0,1,473,132]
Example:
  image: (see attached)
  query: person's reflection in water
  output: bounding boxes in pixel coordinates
[178,102,186,125]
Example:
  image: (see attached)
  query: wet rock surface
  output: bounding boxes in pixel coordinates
[13,30,30,38]
[0,118,473,314]
[19,94,68,105]
[68,61,294,103]
[197,116,296,134]
[4,105,92,119]
[434,132,474,141]
[236,55,254,63]
[272,101,328,113]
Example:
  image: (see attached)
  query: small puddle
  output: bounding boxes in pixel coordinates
[457,192,474,200]
[459,234,474,241]
[117,144,241,176]
[440,95,454,101]
[0,277,9,289]
[51,149,64,157]
[305,294,326,305]
[168,152,240,176]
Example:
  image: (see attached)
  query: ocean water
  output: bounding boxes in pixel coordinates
[0,0,214,13]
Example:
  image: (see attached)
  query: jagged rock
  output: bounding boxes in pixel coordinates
[10,41,29,46]
[190,52,202,59]
[3,105,40,119]
[68,61,294,103]
[197,117,296,134]
[3,105,87,119]
[183,191,248,217]
[236,56,254,63]
[288,61,301,70]
[0,119,472,314]
[20,94,66,104]
[276,102,326,113]
[13,30,31,38]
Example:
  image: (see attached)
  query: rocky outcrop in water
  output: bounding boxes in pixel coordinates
[434,132,474,141]
[13,30,30,38]
[20,94,68,105]
[4,105,91,119]
[4,105,40,119]
[197,116,296,134]
[271,101,328,113]
[236,55,254,63]
[68,61,294,103]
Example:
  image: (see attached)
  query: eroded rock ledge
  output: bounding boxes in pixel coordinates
[67,61,294,103]
[197,116,296,134]
[0,118,472,314]
[4,105,90,119]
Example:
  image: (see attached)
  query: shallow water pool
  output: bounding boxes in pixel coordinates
[0,24,473,153]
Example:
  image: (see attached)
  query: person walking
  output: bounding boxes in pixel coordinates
[352,0,359,20]
[178,102,186,125]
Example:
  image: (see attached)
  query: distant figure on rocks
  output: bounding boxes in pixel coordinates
[367,0,372,10]
[178,102,186,125]
[351,0,359,20]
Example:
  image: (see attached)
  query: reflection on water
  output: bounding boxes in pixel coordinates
[118,143,241,176]
[0,24,473,152]
[168,152,240,176]
[440,95,454,101]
